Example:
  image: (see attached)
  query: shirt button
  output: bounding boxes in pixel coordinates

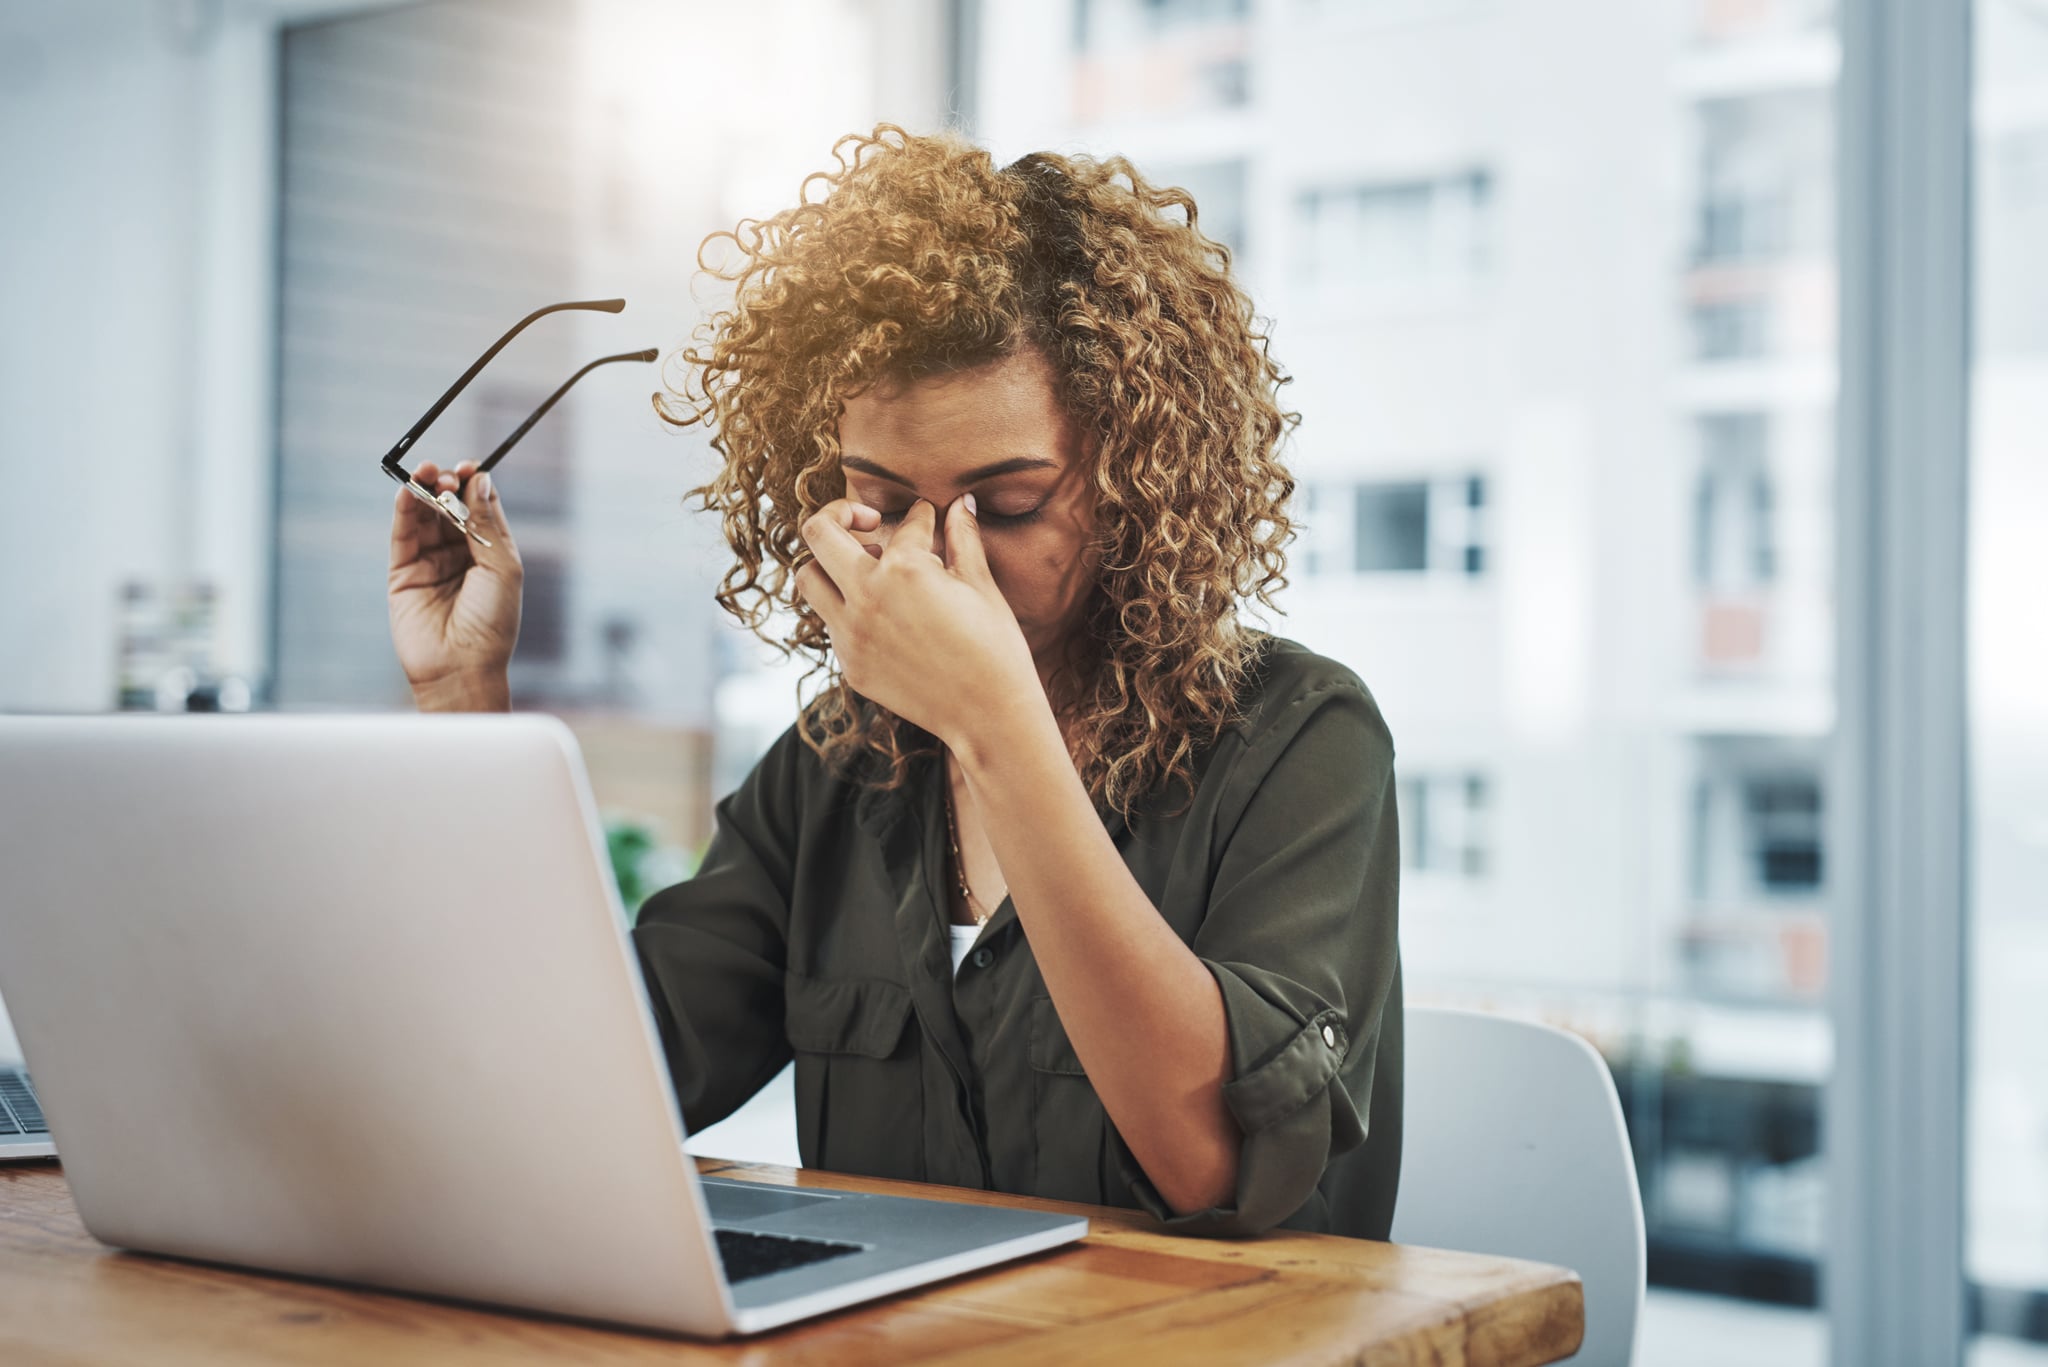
[971,947,994,970]
[1321,1023,1339,1049]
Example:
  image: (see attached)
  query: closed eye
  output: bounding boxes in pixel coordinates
[875,504,1043,529]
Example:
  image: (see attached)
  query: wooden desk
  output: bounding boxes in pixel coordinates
[0,1157,1583,1365]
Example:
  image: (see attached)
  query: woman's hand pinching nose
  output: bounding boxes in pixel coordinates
[791,493,1036,750]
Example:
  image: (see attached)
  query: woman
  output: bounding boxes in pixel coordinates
[387,126,1401,1238]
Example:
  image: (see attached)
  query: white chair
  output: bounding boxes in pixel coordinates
[1390,1006,1646,1367]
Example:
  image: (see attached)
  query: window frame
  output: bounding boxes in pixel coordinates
[1826,1,1973,1363]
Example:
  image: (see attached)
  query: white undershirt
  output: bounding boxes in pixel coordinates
[948,922,981,976]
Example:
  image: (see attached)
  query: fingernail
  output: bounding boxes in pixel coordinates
[963,493,977,516]
[477,473,493,501]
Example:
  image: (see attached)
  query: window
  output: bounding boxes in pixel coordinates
[1296,170,1493,296]
[1690,744,1826,907]
[1685,91,1833,365]
[1693,414,1776,590]
[1693,94,1831,266]
[1304,475,1486,577]
[1400,771,1490,876]
[1353,482,1428,571]
[1746,775,1823,892]
[1070,0,1252,122]
[1295,476,1490,576]
[1695,410,1777,664]
[1682,746,1826,1008]
[1074,0,1249,48]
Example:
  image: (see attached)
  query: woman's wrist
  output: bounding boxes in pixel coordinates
[411,670,511,713]
[948,690,1066,789]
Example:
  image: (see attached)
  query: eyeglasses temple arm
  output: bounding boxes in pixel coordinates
[380,298,626,472]
[476,348,659,475]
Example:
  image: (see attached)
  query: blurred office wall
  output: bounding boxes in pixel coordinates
[0,3,280,709]
[0,0,946,733]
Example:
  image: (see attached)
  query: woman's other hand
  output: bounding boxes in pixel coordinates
[795,495,1042,749]
[386,459,521,711]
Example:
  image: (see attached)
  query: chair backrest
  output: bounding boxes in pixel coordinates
[1390,1006,1646,1367]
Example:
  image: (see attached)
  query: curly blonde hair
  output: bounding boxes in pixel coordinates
[657,124,1298,817]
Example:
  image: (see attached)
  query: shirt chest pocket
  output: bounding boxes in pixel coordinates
[1027,993,1088,1076]
[1026,995,1108,1203]
[783,973,921,1178]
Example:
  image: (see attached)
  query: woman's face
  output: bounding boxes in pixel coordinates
[837,346,1099,678]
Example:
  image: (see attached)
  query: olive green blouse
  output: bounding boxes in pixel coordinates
[632,634,1403,1239]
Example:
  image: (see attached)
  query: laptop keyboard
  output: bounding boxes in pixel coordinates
[713,1227,863,1283]
[0,1069,47,1136]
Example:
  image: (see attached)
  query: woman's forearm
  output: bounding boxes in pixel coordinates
[952,699,1241,1216]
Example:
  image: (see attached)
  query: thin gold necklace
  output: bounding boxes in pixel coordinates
[941,782,993,926]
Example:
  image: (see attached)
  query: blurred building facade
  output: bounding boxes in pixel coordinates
[975,0,2048,1341]
[965,0,1841,1303]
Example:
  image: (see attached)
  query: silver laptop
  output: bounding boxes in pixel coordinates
[0,714,1084,1337]
[0,1001,54,1159]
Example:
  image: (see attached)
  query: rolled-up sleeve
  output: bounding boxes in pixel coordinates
[1114,680,1400,1236]
[631,725,802,1135]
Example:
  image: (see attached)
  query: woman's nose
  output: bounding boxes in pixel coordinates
[866,503,945,558]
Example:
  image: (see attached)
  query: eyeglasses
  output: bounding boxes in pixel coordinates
[381,298,656,547]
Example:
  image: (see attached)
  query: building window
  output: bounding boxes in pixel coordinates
[1401,771,1491,877]
[1071,0,1251,121]
[1304,475,1487,577]
[1296,170,1494,295]
[1354,483,1429,571]
[1693,94,1831,266]
[1693,414,1776,589]
[1745,775,1823,892]
[1685,91,1832,365]
[1074,0,1249,49]
[1690,746,1826,904]
[1694,91,1832,263]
